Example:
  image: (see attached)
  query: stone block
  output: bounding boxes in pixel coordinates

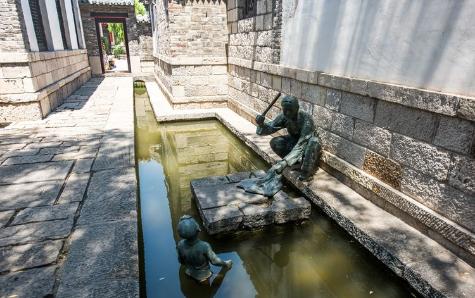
[340,92,375,122]
[3,154,53,165]
[390,134,451,181]
[272,75,282,90]
[282,77,291,94]
[12,203,78,225]
[256,31,272,47]
[302,83,325,106]
[0,219,74,246]
[319,131,366,168]
[241,204,273,228]
[256,15,264,30]
[78,168,136,225]
[401,168,474,231]
[448,155,475,195]
[0,211,14,228]
[56,221,139,298]
[191,172,311,234]
[331,112,354,139]
[353,120,391,157]
[457,96,475,122]
[313,106,333,130]
[201,206,244,234]
[263,14,273,30]
[290,79,302,98]
[363,151,402,189]
[349,78,368,96]
[318,73,350,91]
[0,267,56,298]
[374,101,437,142]
[0,240,63,272]
[325,89,341,111]
[0,181,63,211]
[433,116,475,154]
[238,18,255,32]
[72,158,94,173]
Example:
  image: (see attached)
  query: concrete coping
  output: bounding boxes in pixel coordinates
[154,54,228,66]
[228,57,475,122]
[144,79,475,298]
[0,49,88,64]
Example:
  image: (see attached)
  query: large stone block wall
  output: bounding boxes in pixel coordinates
[0,50,91,121]
[227,0,282,64]
[227,58,475,262]
[152,0,228,107]
[0,0,30,52]
[136,20,153,73]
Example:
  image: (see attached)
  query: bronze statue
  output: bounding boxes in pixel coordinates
[255,94,321,181]
[176,215,232,282]
[238,94,321,197]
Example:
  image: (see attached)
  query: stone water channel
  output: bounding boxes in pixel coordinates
[134,85,419,298]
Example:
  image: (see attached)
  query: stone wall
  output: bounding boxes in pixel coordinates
[0,0,30,52]
[0,50,91,121]
[79,4,140,74]
[152,0,228,108]
[136,19,153,73]
[226,1,475,262]
[227,0,282,64]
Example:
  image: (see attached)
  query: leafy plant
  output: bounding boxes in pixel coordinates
[112,44,125,58]
[107,23,124,44]
[101,36,110,54]
[134,0,146,16]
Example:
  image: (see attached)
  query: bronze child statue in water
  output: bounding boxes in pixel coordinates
[256,95,321,181]
[176,215,232,282]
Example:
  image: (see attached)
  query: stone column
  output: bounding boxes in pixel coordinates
[40,0,65,50]
[20,0,39,51]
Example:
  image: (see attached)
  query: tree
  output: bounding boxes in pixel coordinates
[134,0,146,16]
[107,23,124,44]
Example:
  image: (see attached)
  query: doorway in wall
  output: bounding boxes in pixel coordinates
[95,17,131,74]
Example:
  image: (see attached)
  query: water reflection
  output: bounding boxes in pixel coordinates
[134,87,417,298]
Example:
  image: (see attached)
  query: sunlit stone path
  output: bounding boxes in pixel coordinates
[0,77,138,297]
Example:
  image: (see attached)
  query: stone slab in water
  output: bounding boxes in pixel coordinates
[191,172,311,234]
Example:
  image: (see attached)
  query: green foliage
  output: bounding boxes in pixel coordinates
[101,36,110,55]
[134,0,146,16]
[112,44,125,58]
[107,23,124,44]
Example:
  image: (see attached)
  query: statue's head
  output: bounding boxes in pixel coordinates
[281,95,299,120]
[177,215,201,240]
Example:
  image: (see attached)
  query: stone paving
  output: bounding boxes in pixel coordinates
[0,77,138,298]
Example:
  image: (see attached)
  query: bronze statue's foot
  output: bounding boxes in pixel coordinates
[298,172,313,181]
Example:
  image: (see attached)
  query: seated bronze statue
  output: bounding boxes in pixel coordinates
[176,215,232,282]
[255,95,321,181]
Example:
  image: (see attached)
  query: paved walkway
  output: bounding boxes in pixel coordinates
[0,77,138,297]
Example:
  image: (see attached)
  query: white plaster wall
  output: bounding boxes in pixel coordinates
[20,0,39,51]
[281,0,475,97]
[64,0,79,49]
[44,0,64,50]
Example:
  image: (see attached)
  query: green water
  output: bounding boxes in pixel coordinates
[134,86,418,298]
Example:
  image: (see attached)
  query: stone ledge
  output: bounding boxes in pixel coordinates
[228,57,475,121]
[0,49,88,63]
[191,172,310,234]
[153,73,228,108]
[145,80,474,297]
[154,54,227,65]
[0,67,91,104]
